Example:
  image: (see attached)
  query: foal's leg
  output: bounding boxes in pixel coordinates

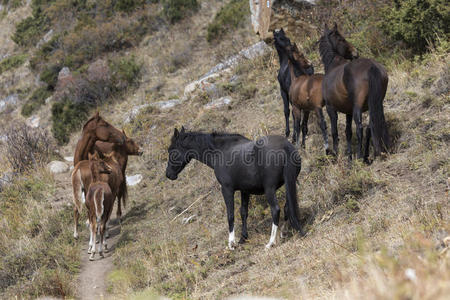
[301,110,310,148]
[265,188,280,249]
[364,126,372,164]
[89,219,97,260]
[346,114,353,161]
[315,107,330,154]
[326,105,339,155]
[221,187,236,250]
[281,89,290,137]
[353,107,364,159]
[239,192,250,244]
[99,220,105,258]
[87,218,94,254]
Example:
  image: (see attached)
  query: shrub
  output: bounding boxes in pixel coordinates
[114,0,145,12]
[51,98,90,145]
[163,0,199,23]
[207,0,249,43]
[12,6,49,47]
[40,65,61,90]
[3,123,55,173]
[381,0,449,54]
[21,87,52,117]
[110,55,141,90]
[0,54,27,75]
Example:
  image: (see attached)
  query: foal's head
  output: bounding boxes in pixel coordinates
[83,112,125,145]
[321,23,358,60]
[88,152,112,181]
[166,127,193,180]
[287,43,314,76]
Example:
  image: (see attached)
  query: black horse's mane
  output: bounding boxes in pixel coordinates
[180,131,249,150]
[318,33,336,72]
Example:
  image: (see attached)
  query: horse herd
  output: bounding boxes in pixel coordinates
[72,24,390,260]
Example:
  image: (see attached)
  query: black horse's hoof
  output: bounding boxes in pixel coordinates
[239,237,247,244]
[285,130,290,138]
[363,158,373,165]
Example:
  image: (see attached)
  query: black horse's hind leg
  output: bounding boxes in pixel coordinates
[301,110,310,148]
[353,107,364,159]
[315,108,330,154]
[239,192,250,244]
[364,126,372,164]
[281,89,290,137]
[221,187,236,249]
[326,105,339,155]
[292,110,301,144]
[346,114,353,161]
[265,187,280,249]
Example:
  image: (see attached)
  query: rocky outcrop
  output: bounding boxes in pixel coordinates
[0,94,19,112]
[47,161,70,174]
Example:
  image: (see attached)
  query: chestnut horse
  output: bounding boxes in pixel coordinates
[73,112,125,166]
[85,152,115,261]
[273,28,314,138]
[285,43,329,153]
[319,23,389,161]
[72,151,124,239]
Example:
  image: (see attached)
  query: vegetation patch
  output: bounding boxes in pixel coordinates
[51,98,90,145]
[163,0,199,24]
[12,6,49,47]
[207,0,249,43]
[21,87,52,117]
[0,54,27,75]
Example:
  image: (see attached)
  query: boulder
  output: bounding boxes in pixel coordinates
[47,161,69,174]
[126,174,143,186]
[0,94,19,112]
[26,115,40,128]
[150,99,182,110]
[204,97,232,109]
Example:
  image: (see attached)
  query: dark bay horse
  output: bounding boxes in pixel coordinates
[165,127,303,249]
[85,152,115,261]
[274,28,314,138]
[73,112,125,166]
[319,23,389,161]
[285,43,329,152]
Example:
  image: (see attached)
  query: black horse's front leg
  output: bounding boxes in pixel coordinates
[353,107,363,159]
[221,187,236,249]
[346,114,353,161]
[265,187,280,249]
[326,105,339,155]
[281,89,290,138]
[239,192,250,244]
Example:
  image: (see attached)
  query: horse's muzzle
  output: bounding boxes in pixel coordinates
[166,171,177,180]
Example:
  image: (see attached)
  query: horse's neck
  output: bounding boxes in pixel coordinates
[74,134,95,165]
[326,56,348,73]
[288,60,297,83]
[276,47,289,66]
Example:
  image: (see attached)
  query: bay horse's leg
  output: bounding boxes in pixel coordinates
[239,192,250,244]
[301,110,310,148]
[346,114,353,161]
[221,187,236,250]
[364,126,372,164]
[326,106,339,155]
[99,220,105,258]
[281,89,290,137]
[292,109,301,144]
[315,108,330,154]
[265,187,280,249]
[353,107,364,159]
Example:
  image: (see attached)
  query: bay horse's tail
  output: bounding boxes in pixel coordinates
[283,146,302,232]
[71,164,84,213]
[121,180,128,208]
[368,65,389,156]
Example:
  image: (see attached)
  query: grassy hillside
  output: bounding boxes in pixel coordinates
[0,0,448,299]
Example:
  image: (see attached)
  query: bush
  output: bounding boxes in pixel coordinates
[40,65,61,90]
[21,87,52,117]
[207,0,249,43]
[163,0,199,23]
[12,6,49,47]
[110,55,141,90]
[0,54,27,75]
[381,0,449,54]
[51,98,90,145]
[3,123,56,173]
[114,0,145,12]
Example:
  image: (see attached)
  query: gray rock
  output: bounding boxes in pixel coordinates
[204,97,232,109]
[182,215,197,225]
[58,67,71,80]
[26,115,40,128]
[37,29,54,48]
[124,104,150,123]
[47,161,69,174]
[150,99,182,110]
[64,156,74,162]
[0,94,19,112]
[126,174,143,186]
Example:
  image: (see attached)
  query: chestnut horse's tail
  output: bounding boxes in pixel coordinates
[71,164,84,213]
[121,180,128,208]
[368,65,389,156]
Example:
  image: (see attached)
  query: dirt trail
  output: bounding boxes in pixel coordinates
[78,215,121,300]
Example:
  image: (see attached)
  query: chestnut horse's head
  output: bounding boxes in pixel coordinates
[83,112,125,145]
[287,43,314,76]
[323,23,358,60]
[122,130,143,156]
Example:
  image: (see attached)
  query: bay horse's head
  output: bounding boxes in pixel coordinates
[166,126,192,180]
[88,152,112,181]
[122,130,143,156]
[323,23,358,60]
[83,112,125,145]
[287,43,314,76]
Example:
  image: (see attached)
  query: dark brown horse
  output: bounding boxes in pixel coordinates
[319,23,389,162]
[286,43,329,153]
[73,112,125,166]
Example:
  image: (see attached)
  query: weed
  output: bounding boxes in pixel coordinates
[0,54,27,74]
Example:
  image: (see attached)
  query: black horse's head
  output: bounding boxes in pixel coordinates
[273,28,292,51]
[323,23,358,60]
[286,42,315,76]
[166,127,192,180]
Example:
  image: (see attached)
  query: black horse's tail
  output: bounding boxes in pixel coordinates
[283,145,302,232]
[368,64,389,156]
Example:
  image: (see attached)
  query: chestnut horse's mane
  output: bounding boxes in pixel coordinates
[82,114,102,131]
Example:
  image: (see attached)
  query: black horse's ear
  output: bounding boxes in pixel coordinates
[174,128,179,138]
[333,22,338,31]
[181,126,185,133]
[324,23,329,31]
[280,27,285,34]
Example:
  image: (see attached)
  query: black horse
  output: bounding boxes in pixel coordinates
[273,28,314,139]
[165,127,303,249]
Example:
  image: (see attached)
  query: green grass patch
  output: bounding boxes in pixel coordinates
[0,54,27,74]
[207,0,249,43]
[163,0,199,24]
[21,87,52,117]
